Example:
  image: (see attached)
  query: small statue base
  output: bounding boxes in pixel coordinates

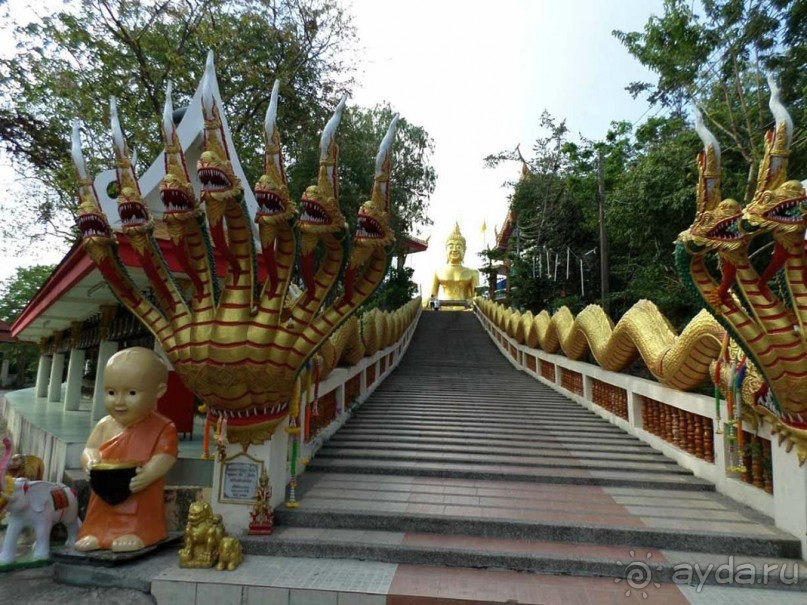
[248,523,273,536]
[436,299,472,311]
[0,556,52,573]
[51,533,182,567]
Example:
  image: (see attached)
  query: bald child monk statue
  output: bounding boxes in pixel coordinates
[75,347,178,552]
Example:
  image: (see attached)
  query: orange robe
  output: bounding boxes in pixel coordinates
[77,411,178,549]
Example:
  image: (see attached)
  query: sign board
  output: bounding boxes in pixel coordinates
[218,452,262,504]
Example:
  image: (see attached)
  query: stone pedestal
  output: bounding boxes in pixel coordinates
[211,419,289,534]
[64,348,86,411]
[92,340,118,421]
[35,355,52,398]
[47,352,65,403]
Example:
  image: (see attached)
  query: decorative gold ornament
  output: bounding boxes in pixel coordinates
[675,79,807,461]
[178,500,225,568]
[71,52,399,445]
[479,298,723,391]
[248,467,273,535]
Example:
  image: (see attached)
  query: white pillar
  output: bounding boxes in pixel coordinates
[211,418,289,534]
[35,355,52,398]
[63,348,86,411]
[772,437,807,557]
[47,352,65,403]
[0,359,10,387]
[92,340,118,421]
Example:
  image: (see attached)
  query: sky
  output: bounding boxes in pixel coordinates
[0,0,667,293]
[346,0,666,294]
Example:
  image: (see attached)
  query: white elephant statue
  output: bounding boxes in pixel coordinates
[1,436,81,564]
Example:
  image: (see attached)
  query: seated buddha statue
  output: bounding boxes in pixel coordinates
[430,222,479,304]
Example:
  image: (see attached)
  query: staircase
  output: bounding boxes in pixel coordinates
[228,311,805,600]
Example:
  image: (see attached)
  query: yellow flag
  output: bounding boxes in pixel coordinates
[481,221,487,233]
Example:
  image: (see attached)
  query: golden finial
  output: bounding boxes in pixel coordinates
[446,221,466,247]
[516,144,531,180]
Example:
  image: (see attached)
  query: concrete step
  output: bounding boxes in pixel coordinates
[243,527,807,591]
[275,507,798,559]
[324,437,675,461]
[333,426,650,447]
[284,465,792,558]
[343,418,631,437]
[149,552,807,604]
[304,458,714,490]
[351,412,616,429]
[354,404,599,418]
[313,446,687,474]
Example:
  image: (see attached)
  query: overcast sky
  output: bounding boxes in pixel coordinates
[0,0,666,291]
[346,0,666,292]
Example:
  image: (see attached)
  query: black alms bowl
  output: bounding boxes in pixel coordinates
[89,461,138,506]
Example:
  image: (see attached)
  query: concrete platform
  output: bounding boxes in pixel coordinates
[52,550,807,604]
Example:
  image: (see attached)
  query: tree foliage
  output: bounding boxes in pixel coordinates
[0,265,55,324]
[0,0,430,258]
[489,0,806,329]
[614,0,807,197]
[287,102,436,246]
[363,266,418,312]
[0,264,55,387]
[485,113,601,314]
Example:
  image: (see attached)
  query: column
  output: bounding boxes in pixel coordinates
[91,340,118,421]
[0,359,10,387]
[210,419,289,534]
[47,352,65,403]
[63,348,86,411]
[35,354,52,397]
[772,436,807,556]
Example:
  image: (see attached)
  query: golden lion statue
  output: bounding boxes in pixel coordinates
[178,501,224,568]
[216,536,243,571]
[178,500,242,570]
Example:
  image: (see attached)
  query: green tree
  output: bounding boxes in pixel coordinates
[363,266,418,312]
[0,264,54,387]
[604,115,702,325]
[0,265,55,323]
[0,0,358,252]
[485,112,600,313]
[287,102,436,257]
[614,0,807,200]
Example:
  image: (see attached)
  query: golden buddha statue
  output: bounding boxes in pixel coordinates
[430,222,478,304]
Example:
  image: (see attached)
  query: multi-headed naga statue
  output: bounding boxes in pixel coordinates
[676,78,807,459]
[72,53,398,446]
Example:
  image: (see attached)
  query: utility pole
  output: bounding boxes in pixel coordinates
[597,148,610,313]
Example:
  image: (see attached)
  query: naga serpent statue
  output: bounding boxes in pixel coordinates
[478,298,723,392]
[676,78,807,460]
[481,79,806,460]
[71,52,398,446]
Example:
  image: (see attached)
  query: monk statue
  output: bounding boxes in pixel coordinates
[430,222,479,304]
[75,347,178,553]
